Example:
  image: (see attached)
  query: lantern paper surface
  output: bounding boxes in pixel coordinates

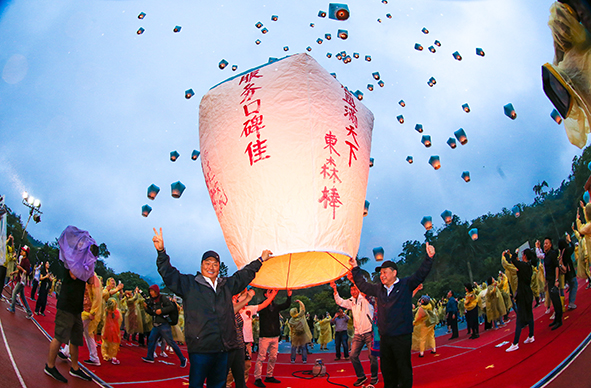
[199,53,374,289]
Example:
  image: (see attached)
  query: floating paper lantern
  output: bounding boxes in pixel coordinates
[441,210,452,224]
[261,27,269,34]
[318,10,327,17]
[255,21,263,28]
[137,27,145,35]
[330,73,337,78]
[421,216,433,230]
[325,33,332,40]
[354,90,363,100]
[462,103,470,113]
[476,48,485,57]
[147,184,160,200]
[377,18,382,23]
[421,135,432,147]
[329,3,350,20]
[585,191,590,203]
[434,40,441,47]
[271,15,278,21]
[447,137,457,149]
[415,124,424,133]
[353,53,360,59]
[171,181,186,199]
[382,0,387,3]
[452,51,462,61]
[268,57,279,63]
[454,128,468,145]
[173,25,182,33]
[461,171,471,182]
[399,100,406,107]
[372,72,380,80]
[142,205,152,217]
[364,200,370,217]
[422,27,429,34]
[365,55,371,62]
[232,65,238,71]
[369,157,374,167]
[185,89,195,99]
[170,150,180,162]
[428,46,436,53]
[310,23,315,27]
[284,46,290,52]
[367,84,374,91]
[406,156,414,164]
[317,38,323,44]
[343,55,352,63]
[199,53,374,289]
[191,150,201,160]
[512,205,521,218]
[504,103,517,119]
[427,77,436,87]
[429,155,441,170]
[138,12,146,19]
[307,46,312,52]
[255,39,261,45]
[336,53,343,60]
[378,80,384,87]
[386,13,392,19]
[551,109,562,124]
[338,29,348,39]
[397,115,404,124]
[373,247,384,262]
[219,59,229,69]
[469,228,478,241]
[415,43,424,51]
[326,52,332,58]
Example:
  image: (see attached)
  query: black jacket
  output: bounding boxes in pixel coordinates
[258,295,292,338]
[145,294,176,326]
[157,250,262,353]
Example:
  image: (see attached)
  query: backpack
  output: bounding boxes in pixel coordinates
[163,296,179,326]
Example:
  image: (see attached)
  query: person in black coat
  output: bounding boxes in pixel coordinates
[504,248,534,352]
[446,290,459,340]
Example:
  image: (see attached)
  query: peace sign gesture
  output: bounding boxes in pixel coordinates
[152,227,164,251]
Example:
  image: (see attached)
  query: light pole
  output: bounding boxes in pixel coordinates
[21,191,42,241]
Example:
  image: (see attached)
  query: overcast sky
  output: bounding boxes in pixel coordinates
[0,0,578,285]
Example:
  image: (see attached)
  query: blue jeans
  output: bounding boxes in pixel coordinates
[290,344,307,362]
[568,277,578,305]
[146,323,186,363]
[10,282,31,314]
[350,332,378,379]
[334,330,349,358]
[188,352,228,388]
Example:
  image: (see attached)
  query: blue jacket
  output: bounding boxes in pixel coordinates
[446,297,458,316]
[352,256,433,337]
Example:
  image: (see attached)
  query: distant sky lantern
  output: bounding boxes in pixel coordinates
[461,171,471,182]
[452,51,462,61]
[336,53,343,60]
[454,128,468,145]
[397,115,404,124]
[364,200,370,217]
[317,38,323,44]
[429,155,441,170]
[441,209,452,224]
[171,181,186,199]
[199,53,374,289]
[421,135,431,147]
[255,39,261,45]
[271,15,278,21]
[138,12,146,19]
[173,25,182,33]
[512,205,521,217]
[170,150,180,162]
[353,52,359,59]
[326,52,332,58]
[310,23,315,27]
[373,247,384,262]
[136,27,145,35]
[447,137,457,149]
[415,43,424,51]
[318,10,327,17]
[382,0,387,3]
[219,59,229,69]
[369,157,374,167]
[367,84,374,91]
[338,29,348,39]
[378,80,384,87]
[406,156,414,164]
[191,150,201,160]
[422,27,429,34]
[256,21,263,28]
[386,13,392,19]
[462,103,470,113]
[469,228,478,240]
[504,103,517,120]
[141,205,152,217]
[330,72,337,78]
[399,100,406,107]
[415,124,424,133]
[284,46,290,52]
[343,55,352,63]
[354,90,363,100]
[365,55,371,62]
[428,76,436,87]
[476,48,485,57]
[551,109,562,124]
[434,40,441,47]
[377,18,382,23]
[325,33,332,40]
[261,27,269,34]
[372,72,380,80]
[147,184,160,200]
[307,46,312,52]
[185,88,195,99]
[328,3,350,21]
[428,46,436,53]
[421,216,433,230]
[232,65,238,71]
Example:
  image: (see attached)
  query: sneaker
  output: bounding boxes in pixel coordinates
[264,376,281,383]
[545,308,551,314]
[506,344,519,352]
[6,307,14,313]
[524,336,535,344]
[371,376,379,385]
[84,359,101,366]
[26,313,33,319]
[254,379,266,388]
[353,376,368,386]
[44,364,67,383]
[141,357,155,363]
[69,367,92,381]
[180,358,187,368]
[302,360,307,364]
[57,351,68,360]
[160,352,169,358]
[40,312,45,316]
[111,358,120,365]
[550,313,555,320]
[291,360,295,364]
[568,304,577,309]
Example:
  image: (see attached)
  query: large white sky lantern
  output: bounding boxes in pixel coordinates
[199,53,374,289]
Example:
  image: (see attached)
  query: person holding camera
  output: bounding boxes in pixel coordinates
[141,284,187,367]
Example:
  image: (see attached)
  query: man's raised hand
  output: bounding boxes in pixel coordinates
[153,227,164,251]
[426,242,435,258]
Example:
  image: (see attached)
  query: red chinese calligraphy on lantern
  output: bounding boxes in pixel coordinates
[202,157,229,214]
[342,90,359,167]
[318,186,342,220]
[238,69,270,166]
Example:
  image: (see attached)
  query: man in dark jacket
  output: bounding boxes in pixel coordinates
[446,290,459,340]
[541,237,562,329]
[351,242,435,388]
[141,284,187,366]
[253,289,292,387]
[152,227,272,388]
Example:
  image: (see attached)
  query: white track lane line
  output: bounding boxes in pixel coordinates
[0,318,27,388]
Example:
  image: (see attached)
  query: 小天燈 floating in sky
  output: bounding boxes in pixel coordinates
[372,72,380,80]
[170,150,180,162]
[378,80,384,87]
[307,46,312,52]
[185,89,194,99]
[399,100,405,107]
[397,115,404,124]
[386,13,392,19]
[428,77,436,87]
[173,25,181,33]
[284,46,290,52]
[141,205,152,217]
[354,90,363,100]
[319,10,327,17]
[325,33,332,40]
[512,205,521,217]
[137,27,145,35]
[138,12,146,19]
[317,38,323,44]
[369,157,374,167]
[353,52,359,59]
[461,171,471,182]
[421,216,433,230]
[232,65,238,71]
[476,48,485,57]
[364,200,370,217]
[326,52,332,58]
[256,21,263,28]
[452,51,462,61]
[429,155,441,170]
[367,84,374,91]
[191,150,200,160]
[365,55,371,62]
[415,43,423,51]
[219,59,229,69]
[171,181,186,199]
[415,124,423,133]
[551,109,562,124]
[447,137,457,149]
[406,156,414,164]
[421,135,432,147]
[373,247,384,261]
[428,46,436,53]
[328,3,350,21]
[255,39,261,45]
[147,184,160,200]
[454,128,468,145]
[422,27,429,34]
[462,103,470,113]
[441,210,452,224]
[261,27,269,34]
[338,29,348,39]
[434,40,441,47]
[271,15,278,21]
[469,228,478,240]
[504,103,517,119]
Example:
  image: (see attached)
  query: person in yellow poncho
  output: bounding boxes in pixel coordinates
[485,277,507,329]
[0,234,15,300]
[83,273,103,366]
[573,210,591,287]
[465,283,479,339]
[412,296,437,357]
[102,297,123,364]
[318,313,332,350]
[289,299,312,363]
[498,272,513,322]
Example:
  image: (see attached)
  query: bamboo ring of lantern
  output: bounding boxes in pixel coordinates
[199,53,374,290]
